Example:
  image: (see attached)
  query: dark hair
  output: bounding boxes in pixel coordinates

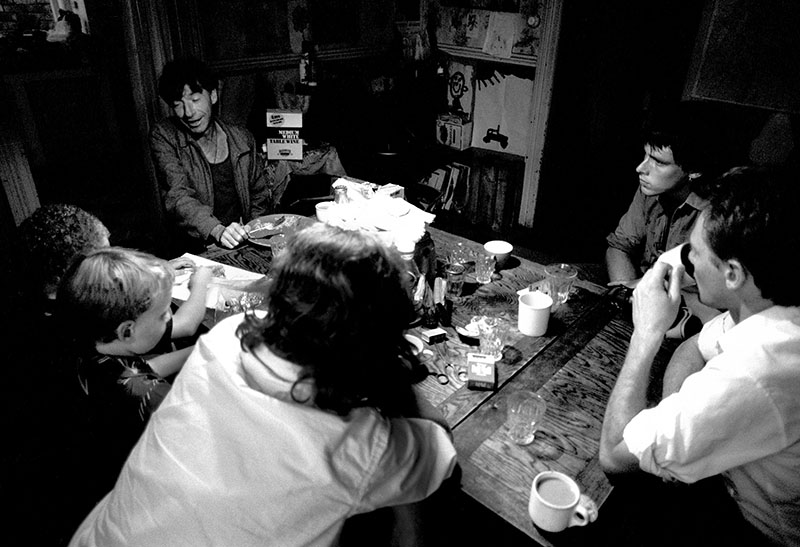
[642,102,727,178]
[17,204,110,300]
[157,57,218,104]
[236,224,422,417]
[702,166,800,306]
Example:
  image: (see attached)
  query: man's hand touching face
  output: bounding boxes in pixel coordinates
[632,261,684,338]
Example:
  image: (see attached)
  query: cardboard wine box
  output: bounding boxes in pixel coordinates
[436,113,472,151]
[266,109,303,160]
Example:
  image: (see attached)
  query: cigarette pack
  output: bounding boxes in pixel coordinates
[421,327,447,344]
[466,352,496,391]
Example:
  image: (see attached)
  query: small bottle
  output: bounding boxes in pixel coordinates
[299,53,309,84]
[333,185,349,204]
[397,238,424,326]
[421,281,438,328]
[299,40,317,87]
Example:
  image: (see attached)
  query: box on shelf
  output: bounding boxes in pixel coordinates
[436,113,472,151]
[266,109,303,160]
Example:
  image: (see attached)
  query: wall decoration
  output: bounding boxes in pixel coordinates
[435,6,538,58]
[471,71,533,156]
[447,60,475,118]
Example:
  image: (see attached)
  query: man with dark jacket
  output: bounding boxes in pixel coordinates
[151,57,272,252]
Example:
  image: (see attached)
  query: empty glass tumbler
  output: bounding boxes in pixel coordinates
[544,263,578,305]
[507,390,547,445]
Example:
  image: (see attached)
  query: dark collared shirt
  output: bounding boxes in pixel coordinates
[607,188,707,273]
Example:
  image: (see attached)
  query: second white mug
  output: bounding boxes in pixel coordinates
[528,471,598,533]
[518,291,552,336]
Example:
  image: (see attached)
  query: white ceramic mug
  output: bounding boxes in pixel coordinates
[484,240,513,268]
[528,471,598,532]
[315,201,335,223]
[656,243,695,288]
[518,291,552,336]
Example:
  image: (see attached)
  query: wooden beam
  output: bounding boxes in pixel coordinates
[518,0,563,228]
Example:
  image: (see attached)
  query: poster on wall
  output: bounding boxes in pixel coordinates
[471,72,533,156]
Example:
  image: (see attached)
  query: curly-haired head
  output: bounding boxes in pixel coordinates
[236,223,421,417]
[18,204,110,299]
[58,247,174,345]
[157,56,218,104]
[702,165,800,306]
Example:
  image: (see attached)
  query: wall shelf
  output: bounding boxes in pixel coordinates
[438,44,537,68]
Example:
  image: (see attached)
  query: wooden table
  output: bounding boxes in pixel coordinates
[197,226,673,546]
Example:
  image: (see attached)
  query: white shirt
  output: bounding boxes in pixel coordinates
[624,306,800,546]
[70,315,457,547]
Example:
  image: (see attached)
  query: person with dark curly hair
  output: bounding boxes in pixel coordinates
[17,203,110,303]
[600,166,800,546]
[151,56,272,252]
[3,207,213,546]
[69,223,456,547]
[3,204,112,546]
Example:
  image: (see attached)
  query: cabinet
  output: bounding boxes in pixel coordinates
[431,0,563,228]
[409,144,524,234]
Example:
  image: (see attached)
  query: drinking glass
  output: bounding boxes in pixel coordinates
[507,390,546,445]
[544,263,578,305]
[473,316,503,361]
[474,253,495,284]
[444,263,466,302]
[449,242,470,266]
[270,234,287,260]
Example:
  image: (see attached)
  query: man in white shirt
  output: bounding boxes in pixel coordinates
[600,166,800,546]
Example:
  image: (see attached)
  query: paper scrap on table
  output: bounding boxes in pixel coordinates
[172,253,264,308]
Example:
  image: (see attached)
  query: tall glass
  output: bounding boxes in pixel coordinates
[544,263,578,305]
[507,390,547,445]
[474,253,495,284]
[444,263,466,302]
